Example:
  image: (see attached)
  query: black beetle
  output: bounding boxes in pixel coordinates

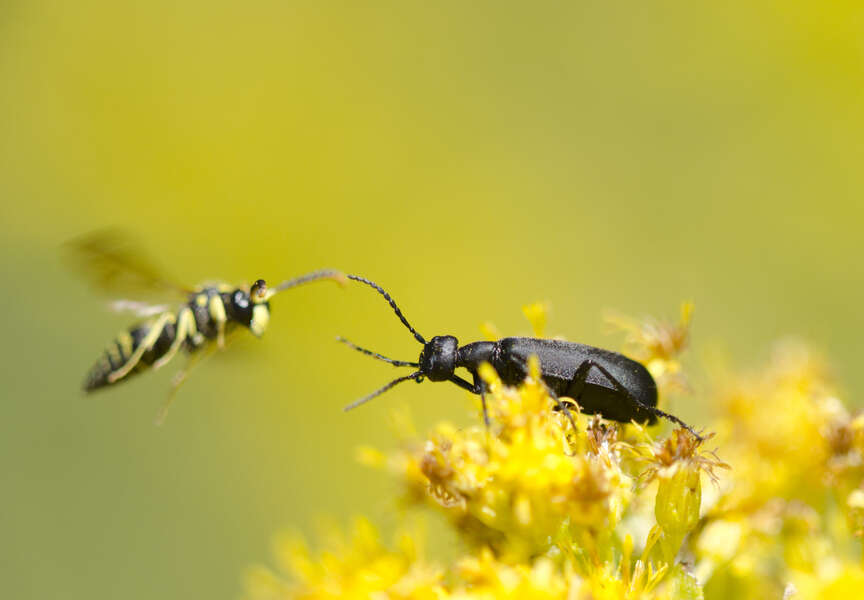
[339,274,700,438]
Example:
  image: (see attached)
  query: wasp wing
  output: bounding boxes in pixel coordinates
[65,229,192,298]
[107,299,172,317]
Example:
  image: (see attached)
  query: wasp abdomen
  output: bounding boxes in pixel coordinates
[190,291,218,340]
[84,319,179,392]
[83,288,237,392]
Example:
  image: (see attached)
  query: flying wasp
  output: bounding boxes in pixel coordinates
[68,231,345,414]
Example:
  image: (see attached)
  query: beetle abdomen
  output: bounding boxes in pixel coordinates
[493,337,658,424]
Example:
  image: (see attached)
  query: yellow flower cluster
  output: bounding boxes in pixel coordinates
[247,310,864,600]
[692,341,864,598]
[604,302,693,392]
[245,518,443,600]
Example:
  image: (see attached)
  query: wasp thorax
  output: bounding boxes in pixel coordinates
[228,287,270,337]
[230,289,252,320]
[420,335,458,381]
[249,303,270,337]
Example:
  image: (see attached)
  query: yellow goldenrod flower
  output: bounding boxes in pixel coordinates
[604,302,693,392]
[521,302,550,338]
[691,340,864,597]
[245,517,445,600]
[248,308,864,600]
[640,430,729,566]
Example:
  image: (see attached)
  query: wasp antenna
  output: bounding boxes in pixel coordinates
[347,274,426,344]
[273,269,347,293]
[343,371,421,412]
[337,336,420,367]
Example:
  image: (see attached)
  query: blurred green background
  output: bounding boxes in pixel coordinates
[2,1,863,598]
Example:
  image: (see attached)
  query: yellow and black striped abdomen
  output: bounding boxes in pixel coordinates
[83,287,235,392]
[84,314,180,392]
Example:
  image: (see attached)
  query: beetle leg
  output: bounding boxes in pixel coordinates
[449,373,492,428]
[539,382,580,436]
[565,360,593,408]
[448,373,477,393]
[469,372,492,428]
[578,361,702,441]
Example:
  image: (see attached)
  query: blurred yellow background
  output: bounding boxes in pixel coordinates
[1,1,863,598]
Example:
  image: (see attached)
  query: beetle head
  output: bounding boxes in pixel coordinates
[419,335,458,381]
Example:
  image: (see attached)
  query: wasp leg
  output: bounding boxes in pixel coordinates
[152,307,195,371]
[107,312,174,383]
[154,330,233,426]
[154,352,203,425]
[573,360,702,440]
[208,293,227,349]
[216,321,226,349]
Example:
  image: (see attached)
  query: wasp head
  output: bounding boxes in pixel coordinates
[227,279,271,337]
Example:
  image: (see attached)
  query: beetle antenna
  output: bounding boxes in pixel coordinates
[337,336,420,367]
[273,269,347,293]
[343,371,422,412]
[347,274,426,344]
